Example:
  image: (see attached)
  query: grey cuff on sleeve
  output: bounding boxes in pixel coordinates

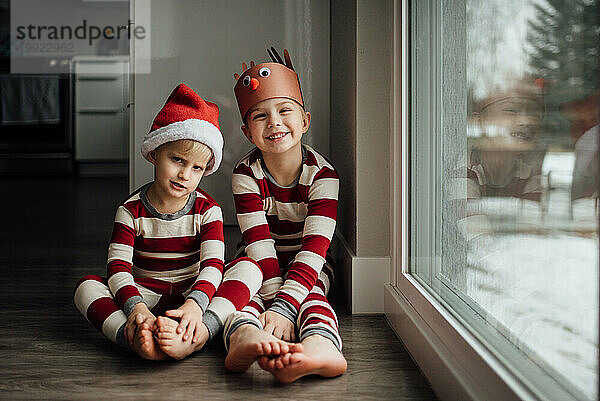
[186,290,210,312]
[202,309,223,340]
[269,298,297,323]
[123,296,145,317]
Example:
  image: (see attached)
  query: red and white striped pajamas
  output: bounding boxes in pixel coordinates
[74,184,262,348]
[448,156,544,244]
[225,145,342,350]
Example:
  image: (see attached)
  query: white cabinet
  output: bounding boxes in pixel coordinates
[72,57,129,165]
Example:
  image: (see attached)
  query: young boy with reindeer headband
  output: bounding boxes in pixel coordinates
[222,48,347,382]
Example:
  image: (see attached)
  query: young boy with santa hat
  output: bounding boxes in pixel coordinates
[74,84,297,361]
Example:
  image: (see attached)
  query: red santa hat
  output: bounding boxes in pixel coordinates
[142,83,223,176]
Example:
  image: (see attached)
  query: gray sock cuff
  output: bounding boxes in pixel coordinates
[202,309,222,340]
[225,318,262,350]
[301,327,342,351]
[269,298,297,323]
[115,323,129,349]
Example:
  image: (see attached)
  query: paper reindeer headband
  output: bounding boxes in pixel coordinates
[234,47,304,120]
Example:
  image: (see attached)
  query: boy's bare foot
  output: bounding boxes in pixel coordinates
[225,324,303,373]
[131,322,168,361]
[257,334,347,383]
[155,316,209,360]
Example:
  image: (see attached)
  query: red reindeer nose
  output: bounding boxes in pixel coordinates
[250,78,260,90]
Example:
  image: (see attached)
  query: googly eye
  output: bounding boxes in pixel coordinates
[258,67,271,77]
[242,75,251,86]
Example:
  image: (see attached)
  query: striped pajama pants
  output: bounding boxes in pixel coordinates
[223,261,342,351]
[74,257,262,348]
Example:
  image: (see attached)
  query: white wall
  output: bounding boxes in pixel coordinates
[131,0,330,224]
[330,0,393,313]
[131,0,393,313]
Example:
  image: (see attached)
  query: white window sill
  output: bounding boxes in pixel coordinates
[384,273,580,401]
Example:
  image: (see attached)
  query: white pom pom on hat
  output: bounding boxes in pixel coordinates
[141,83,224,176]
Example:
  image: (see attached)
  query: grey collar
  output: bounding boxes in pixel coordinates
[139,183,197,220]
[260,145,307,189]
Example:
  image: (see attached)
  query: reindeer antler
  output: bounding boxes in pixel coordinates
[267,47,283,64]
[233,61,256,81]
[234,47,296,81]
[267,47,295,70]
[283,49,294,70]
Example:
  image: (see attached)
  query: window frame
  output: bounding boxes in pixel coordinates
[384,1,594,400]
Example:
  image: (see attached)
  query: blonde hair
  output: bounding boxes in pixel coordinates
[155,140,213,164]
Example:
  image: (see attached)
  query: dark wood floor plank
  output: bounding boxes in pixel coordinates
[0,177,437,400]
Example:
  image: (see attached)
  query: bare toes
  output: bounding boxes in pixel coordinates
[157,316,177,328]
[137,333,147,345]
[157,331,174,340]
[270,342,281,355]
[289,353,304,364]
[259,342,271,355]
[289,343,303,353]
[279,343,290,354]
[257,356,271,371]
[280,353,292,366]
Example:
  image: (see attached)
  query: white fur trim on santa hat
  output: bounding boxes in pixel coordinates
[141,119,223,176]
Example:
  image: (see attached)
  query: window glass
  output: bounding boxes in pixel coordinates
[410,0,599,399]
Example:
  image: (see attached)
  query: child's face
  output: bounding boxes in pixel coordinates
[149,141,212,203]
[475,97,543,150]
[241,98,310,156]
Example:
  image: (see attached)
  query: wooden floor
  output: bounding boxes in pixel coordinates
[0,177,437,400]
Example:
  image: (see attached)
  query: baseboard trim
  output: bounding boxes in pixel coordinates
[332,233,390,314]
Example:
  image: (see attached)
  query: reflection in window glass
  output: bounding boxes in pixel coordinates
[412,0,599,399]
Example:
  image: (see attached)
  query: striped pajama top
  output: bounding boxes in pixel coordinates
[232,144,339,319]
[106,183,225,316]
[447,155,544,244]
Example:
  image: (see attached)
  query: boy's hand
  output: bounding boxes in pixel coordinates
[124,303,156,347]
[259,310,296,342]
[165,299,204,343]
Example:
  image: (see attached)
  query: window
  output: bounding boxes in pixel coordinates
[406,0,599,399]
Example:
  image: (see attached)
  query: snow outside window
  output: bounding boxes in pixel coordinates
[409,0,599,399]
